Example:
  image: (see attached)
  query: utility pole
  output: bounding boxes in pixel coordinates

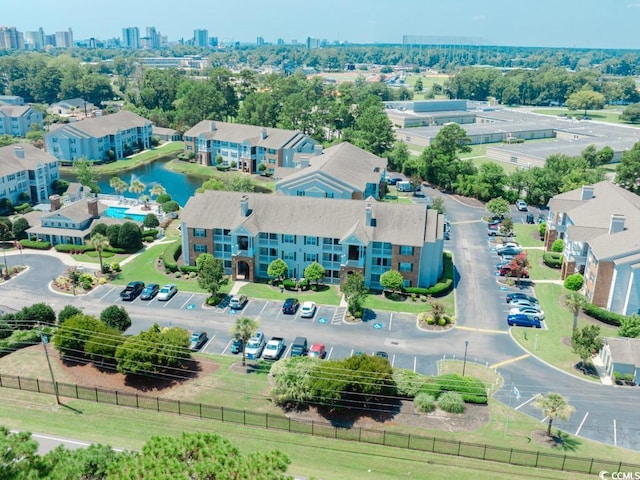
[41,328,60,405]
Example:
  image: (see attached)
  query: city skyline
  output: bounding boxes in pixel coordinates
[3,0,640,49]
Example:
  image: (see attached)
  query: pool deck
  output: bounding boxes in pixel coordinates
[99,195,163,217]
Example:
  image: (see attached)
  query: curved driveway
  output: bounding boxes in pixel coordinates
[2,193,640,450]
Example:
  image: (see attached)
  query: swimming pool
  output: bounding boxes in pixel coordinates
[105,206,147,222]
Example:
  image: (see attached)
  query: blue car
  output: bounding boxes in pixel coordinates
[507,313,541,328]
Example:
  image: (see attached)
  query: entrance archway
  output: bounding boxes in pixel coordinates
[236,261,250,280]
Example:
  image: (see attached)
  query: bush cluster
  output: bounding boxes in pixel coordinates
[437,391,466,413]
[419,374,487,404]
[393,368,426,397]
[404,252,454,297]
[19,240,51,250]
[414,393,437,413]
[179,265,199,274]
[543,252,563,268]
[55,244,95,253]
[162,241,181,272]
[583,303,628,327]
[564,273,584,291]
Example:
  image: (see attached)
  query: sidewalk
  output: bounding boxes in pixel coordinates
[591,355,614,385]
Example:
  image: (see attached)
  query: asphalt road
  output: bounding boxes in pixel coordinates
[2,192,640,451]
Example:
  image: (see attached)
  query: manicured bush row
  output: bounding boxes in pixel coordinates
[393,368,426,398]
[583,303,627,327]
[0,329,40,358]
[404,252,454,297]
[55,244,95,253]
[104,246,127,254]
[543,252,563,268]
[162,240,181,273]
[180,265,199,273]
[282,279,297,290]
[143,229,159,238]
[19,240,51,250]
[418,373,487,404]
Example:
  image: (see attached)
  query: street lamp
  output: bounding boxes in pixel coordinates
[462,340,469,376]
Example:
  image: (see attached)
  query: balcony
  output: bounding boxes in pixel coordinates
[342,256,365,269]
[232,246,254,257]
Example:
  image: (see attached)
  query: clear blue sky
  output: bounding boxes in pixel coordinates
[5,0,640,49]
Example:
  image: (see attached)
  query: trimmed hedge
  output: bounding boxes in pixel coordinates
[180,265,199,274]
[418,373,487,404]
[55,244,95,253]
[0,329,40,358]
[104,246,127,254]
[393,368,426,398]
[282,278,297,290]
[19,240,51,250]
[404,252,454,297]
[583,303,628,327]
[543,252,563,268]
[162,240,181,273]
[143,228,159,238]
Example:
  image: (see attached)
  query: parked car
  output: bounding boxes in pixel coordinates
[120,281,145,301]
[496,260,511,270]
[263,337,286,360]
[230,337,244,354]
[509,298,539,309]
[189,331,208,351]
[375,351,389,359]
[413,189,426,198]
[282,298,300,314]
[300,301,317,318]
[157,284,178,301]
[498,246,522,256]
[507,313,541,328]
[509,306,545,320]
[140,283,159,300]
[229,294,248,310]
[506,292,539,304]
[516,200,528,211]
[290,336,308,357]
[526,213,535,224]
[496,242,520,251]
[387,177,403,186]
[308,343,326,359]
[245,332,266,360]
[499,266,529,278]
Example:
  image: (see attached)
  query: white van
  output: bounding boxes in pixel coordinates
[397,181,412,192]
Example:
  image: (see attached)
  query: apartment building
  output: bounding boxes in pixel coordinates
[0,144,59,204]
[44,111,153,163]
[182,120,318,174]
[0,105,44,137]
[545,181,640,315]
[275,142,387,200]
[180,191,445,290]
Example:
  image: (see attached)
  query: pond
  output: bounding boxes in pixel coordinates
[61,158,203,207]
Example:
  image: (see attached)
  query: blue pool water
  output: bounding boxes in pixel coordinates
[105,206,147,222]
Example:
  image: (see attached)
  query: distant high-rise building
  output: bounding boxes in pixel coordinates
[88,37,96,49]
[122,27,140,49]
[193,29,208,48]
[210,36,218,48]
[24,27,45,50]
[55,28,73,48]
[0,26,24,50]
[44,34,56,47]
[146,26,159,49]
[306,37,320,49]
[277,38,285,46]
[257,36,264,47]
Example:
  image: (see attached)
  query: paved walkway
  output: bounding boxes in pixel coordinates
[591,355,614,385]
[228,281,247,295]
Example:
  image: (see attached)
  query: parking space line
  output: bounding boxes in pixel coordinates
[457,325,509,335]
[180,294,195,309]
[614,419,617,446]
[391,354,396,368]
[389,313,393,331]
[100,286,117,300]
[221,339,233,355]
[413,357,417,373]
[575,412,589,436]
[489,354,530,369]
[202,333,215,352]
[540,415,548,423]
[258,302,268,317]
[284,343,293,358]
[326,346,333,360]
[515,393,540,411]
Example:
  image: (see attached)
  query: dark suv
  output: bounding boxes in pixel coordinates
[282,298,300,314]
[120,281,145,301]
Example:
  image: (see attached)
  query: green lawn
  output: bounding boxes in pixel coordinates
[165,159,275,193]
[531,108,630,124]
[514,224,544,248]
[525,249,561,281]
[364,291,454,315]
[238,282,342,305]
[511,283,618,380]
[59,142,184,176]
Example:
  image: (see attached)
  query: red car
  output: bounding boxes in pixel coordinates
[499,266,529,278]
[308,343,326,359]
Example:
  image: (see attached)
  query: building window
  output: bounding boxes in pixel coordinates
[304,236,317,246]
[399,262,413,272]
[194,228,206,238]
[296,191,305,196]
[194,244,207,253]
[283,251,296,261]
[399,245,414,256]
[282,234,295,244]
[402,279,412,288]
[304,253,318,262]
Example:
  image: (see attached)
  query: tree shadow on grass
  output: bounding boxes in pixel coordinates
[313,397,402,428]
[123,358,203,392]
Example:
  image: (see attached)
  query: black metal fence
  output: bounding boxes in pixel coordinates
[0,372,637,476]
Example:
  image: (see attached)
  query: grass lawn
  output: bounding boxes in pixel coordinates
[531,108,627,124]
[166,159,275,192]
[238,282,341,305]
[514,223,544,248]
[59,142,184,176]
[364,291,454,315]
[511,283,618,380]
[70,251,129,266]
[470,157,520,174]
[525,249,562,281]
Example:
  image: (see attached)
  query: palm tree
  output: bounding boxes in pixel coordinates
[230,316,258,366]
[90,232,110,274]
[129,179,146,203]
[535,392,575,437]
[109,177,128,196]
[565,292,587,331]
[149,184,166,200]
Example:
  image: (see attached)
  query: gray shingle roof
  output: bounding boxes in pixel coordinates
[42,198,107,223]
[183,120,312,150]
[44,111,151,139]
[181,191,441,246]
[604,337,640,367]
[276,142,386,190]
[0,144,58,176]
[0,105,31,117]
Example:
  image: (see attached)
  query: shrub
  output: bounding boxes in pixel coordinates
[437,391,465,413]
[142,236,154,243]
[564,273,584,291]
[414,393,437,413]
[180,265,199,274]
[156,193,171,204]
[403,252,454,297]
[543,252,563,268]
[418,378,442,398]
[437,374,487,404]
[618,315,640,338]
[54,244,95,253]
[551,239,565,252]
[282,278,297,290]
[583,303,627,327]
[162,200,180,213]
[19,240,51,250]
[143,229,159,238]
[393,369,425,398]
[162,240,181,272]
[538,222,546,238]
[0,329,40,357]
